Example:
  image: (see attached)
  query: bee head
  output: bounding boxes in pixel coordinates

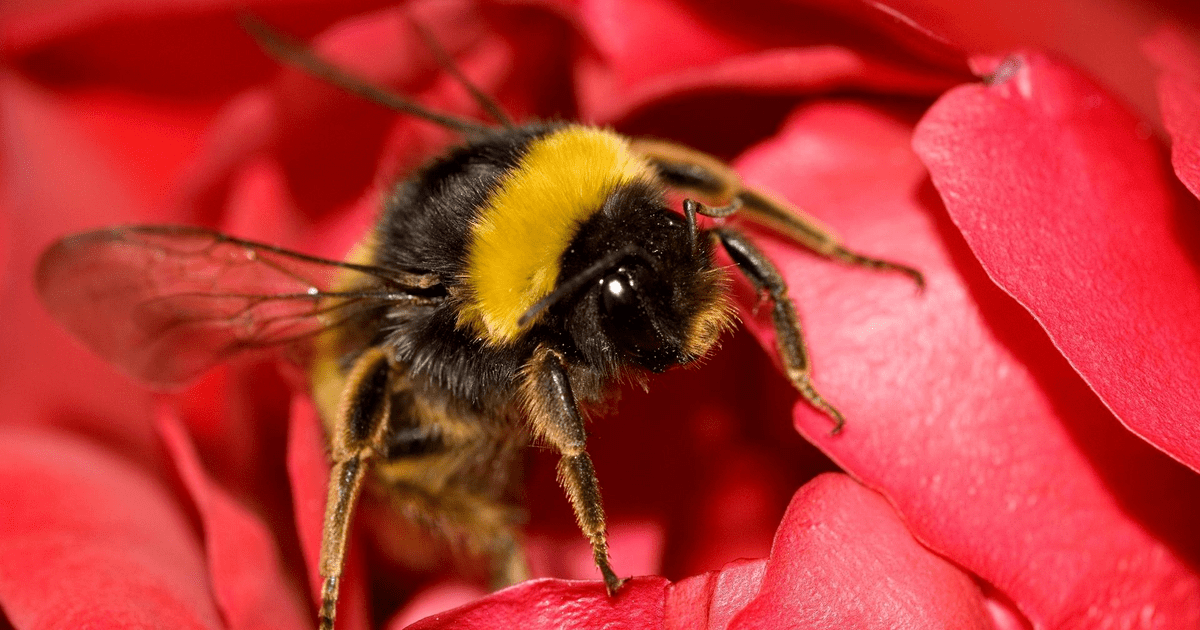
[554,183,733,374]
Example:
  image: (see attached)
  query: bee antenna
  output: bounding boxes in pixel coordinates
[517,244,655,329]
[408,18,516,129]
[239,14,496,136]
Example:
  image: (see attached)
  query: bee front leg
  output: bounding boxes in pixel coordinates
[521,346,625,595]
[710,226,847,434]
[632,136,923,289]
[734,189,925,290]
[319,346,393,630]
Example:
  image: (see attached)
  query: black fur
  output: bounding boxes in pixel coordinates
[366,124,721,411]
[553,181,716,374]
[344,351,391,447]
[384,391,446,458]
[373,124,559,277]
[372,125,555,408]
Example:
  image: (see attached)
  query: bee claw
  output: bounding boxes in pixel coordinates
[604,574,629,597]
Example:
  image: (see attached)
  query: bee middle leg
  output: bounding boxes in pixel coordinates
[375,481,530,589]
[521,346,625,594]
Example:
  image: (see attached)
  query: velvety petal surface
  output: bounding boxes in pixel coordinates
[403,578,669,629]
[729,473,992,629]
[2,0,398,98]
[912,53,1200,470]
[662,558,766,630]
[734,100,1200,627]
[159,409,310,630]
[574,0,968,123]
[1143,26,1200,200]
[0,427,222,629]
[388,521,764,629]
[873,0,1188,125]
[396,473,995,629]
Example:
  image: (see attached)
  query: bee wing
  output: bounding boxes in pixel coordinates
[36,225,441,389]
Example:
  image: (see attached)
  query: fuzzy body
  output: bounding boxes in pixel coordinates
[310,122,732,568]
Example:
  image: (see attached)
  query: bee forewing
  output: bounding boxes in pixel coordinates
[35,226,401,388]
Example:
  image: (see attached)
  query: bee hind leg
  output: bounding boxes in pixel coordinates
[484,520,530,589]
[380,482,531,589]
[318,346,394,630]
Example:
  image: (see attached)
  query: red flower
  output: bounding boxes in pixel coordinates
[3,1,1200,628]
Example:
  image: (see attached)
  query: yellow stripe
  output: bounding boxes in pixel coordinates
[460,125,655,344]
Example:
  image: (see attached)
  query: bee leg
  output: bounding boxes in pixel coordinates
[629,137,744,204]
[683,198,739,247]
[631,137,923,289]
[521,346,626,595]
[489,527,530,588]
[734,190,925,290]
[319,346,393,630]
[381,482,530,589]
[710,226,847,434]
[444,491,530,589]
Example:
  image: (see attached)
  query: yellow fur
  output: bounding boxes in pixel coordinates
[310,236,378,432]
[460,125,655,344]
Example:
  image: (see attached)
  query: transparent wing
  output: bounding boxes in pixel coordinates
[36,225,442,388]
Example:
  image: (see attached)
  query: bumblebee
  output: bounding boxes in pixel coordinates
[35,19,922,630]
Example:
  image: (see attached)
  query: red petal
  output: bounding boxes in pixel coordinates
[0,195,9,279]
[1143,26,1200,201]
[176,2,550,224]
[402,577,669,630]
[407,474,991,629]
[159,409,310,630]
[0,72,170,464]
[736,101,1200,626]
[873,0,1173,123]
[729,474,992,629]
[3,0,396,98]
[578,46,965,124]
[384,581,489,629]
[0,427,221,629]
[663,559,765,630]
[574,0,966,123]
[912,53,1200,470]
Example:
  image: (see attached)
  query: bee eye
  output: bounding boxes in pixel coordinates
[601,271,634,312]
[600,266,670,367]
